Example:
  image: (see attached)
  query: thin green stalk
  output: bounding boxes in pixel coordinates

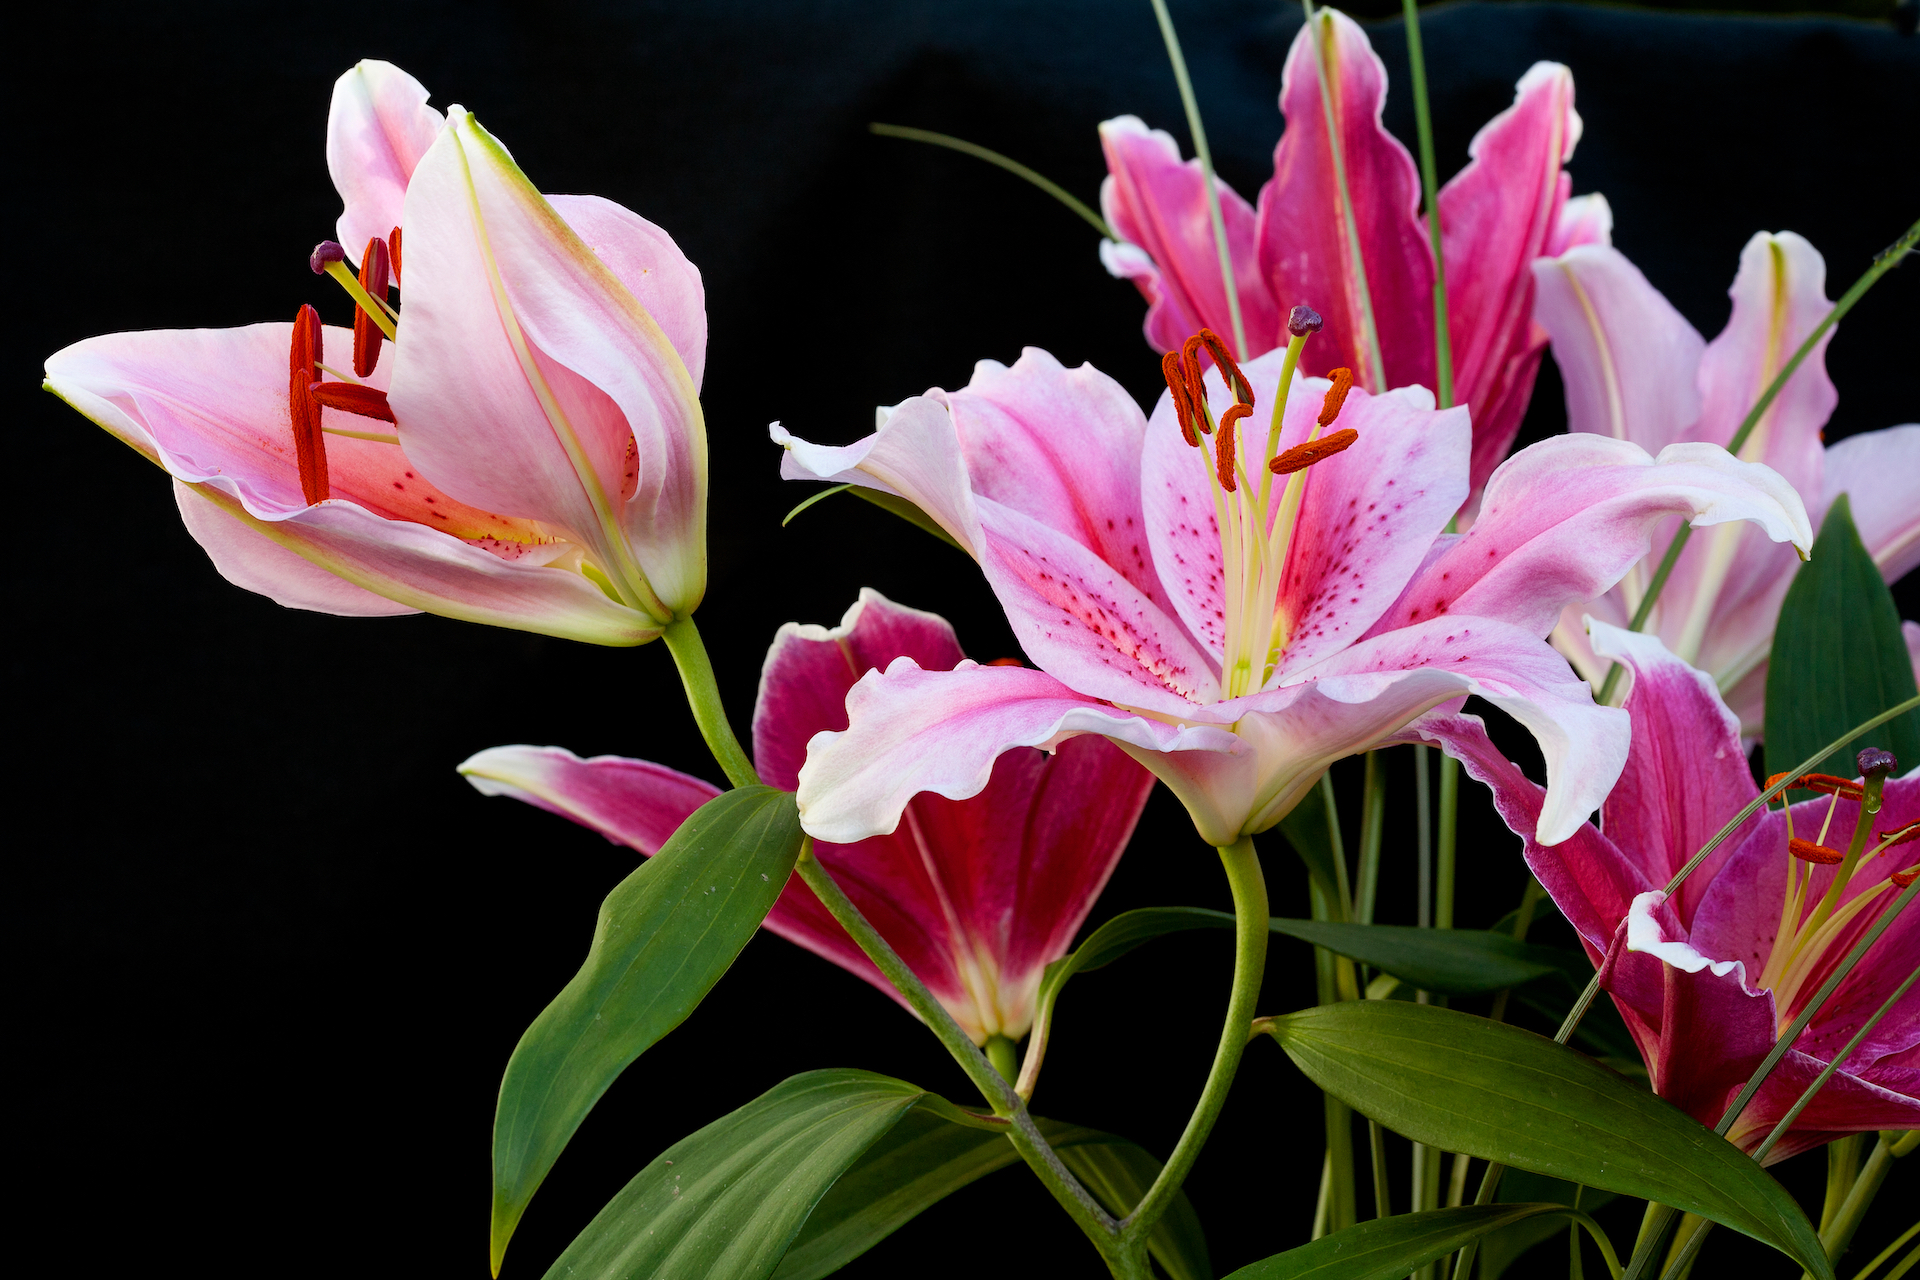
[1369,1118,1392,1219]
[1436,753,1458,929]
[1302,0,1386,389]
[867,124,1117,239]
[1818,1135,1902,1272]
[1324,1094,1359,1235]
[1357,751,1387,926]
[1822,1136,1868,1236]
[1755,969,1917,1164]
[791,845,1127,1268]
[1400,0,1453,408]
[661,615,758,788]
[1123,837,1270,1240]
[1848,1223,1920,1280]
[1416,744,1434,929]
[1595,216,1920,706]
[1658,1216,1712,1280]
[1147,0,1247,358]
[1570,1184,1588,1280]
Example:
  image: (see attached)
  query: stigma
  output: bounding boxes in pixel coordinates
[1157,316,1359,700]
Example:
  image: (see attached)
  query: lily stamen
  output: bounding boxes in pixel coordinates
[288,305,329,504]
[353,236,393,376]
[1268,427,1358,476]
[309,239,398,340]
[1788,836,1844,865]
[311,381,397,423]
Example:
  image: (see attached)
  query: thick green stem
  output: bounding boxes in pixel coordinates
[1399,0,1453,409]
[1368,1118,1392,1219]
[661,615,758,789]
[1123,836,1269,1238]
[1820,1135,1866,1237]
[1817,1135,1898,1271]
[1357,750,1387,926]
[985,1034,1020,1085]
[1595,216,1920,705]
[791,845,1126,1267]
[1658,1215,1713,1280]
[1436,752,1458,930]
[1415,744,1434,928]
[1148,0,1247,358]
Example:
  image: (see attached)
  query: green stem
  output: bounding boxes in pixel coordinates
[1147,0,1247,358]
[1399,0,1453,409]
[985,1034,1020,1085]
[1821,1135,1867,1236]
[661,615,758,789]
[1357,751,1387,926]
[1594,216,1920,706]
[867,124,1116,239]
[791,845,1126,1265]
[1846,1222,1919,1280]
[1818,1135,1900,1271]
[1416,744,1434,929]
[1658,1216,1713,1280]
[1122,836,1270,1239]
[1437,752,1458,930]
[1369,1118,1392,1218]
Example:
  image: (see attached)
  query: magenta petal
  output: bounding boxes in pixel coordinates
[1098,115,1280,359]
[1438,63,1581,495]
[1588,622,1761,917]
[327,60,444,264]
[751,590,967,792]
[1256,9,1433,395]
[458,745,721,853]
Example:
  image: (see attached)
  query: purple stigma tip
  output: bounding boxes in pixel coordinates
[1288,304,1324,337]
[1857,747,1898,778]
[309,241,347,274]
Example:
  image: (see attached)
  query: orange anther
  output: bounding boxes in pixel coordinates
[1789,837,1844,865]
[1217,402,1252,492]
[1163,351,1201,447]
[310,381,396,424]
[388,226,402,285]
[1317,367,1354,427]
[1197,328,1253,405]
[1797,773,1865,801]
[1765,772,1796,791]
[984,657,1024,667]
[1892,866,1917,888]
[353,236,391,377]
[1876,819,1919,851]
[1268,427,1360,477]
[288,305,329,504]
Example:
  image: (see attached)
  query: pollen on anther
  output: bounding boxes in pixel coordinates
[1795,773,1866,801]
[353,236,392,377]
[1876,819,1919,851]
[1269,427,1359,476]
[1317,367,1355,427]
[1789,837,1844,865]
[288,304,329,504]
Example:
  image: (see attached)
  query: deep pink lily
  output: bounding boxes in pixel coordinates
[773,339,1811,848]
[1534,230,1920,734]
[1099,9,1610,498]
[1440,619,1917,1161]
[458,590,1152,1044]
[43,61,708,645]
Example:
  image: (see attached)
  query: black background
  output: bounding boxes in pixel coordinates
[16,2,1919,1277]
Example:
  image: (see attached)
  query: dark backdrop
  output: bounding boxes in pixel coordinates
[16,2,1918,1276]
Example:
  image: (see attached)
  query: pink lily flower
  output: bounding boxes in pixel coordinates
[1098,8,1611,498]
[772,335,1811,848]
[1438,619,1917,1161]
[458,590,1152,1045]
[43,61,707,645]
[1534,230,1920,734]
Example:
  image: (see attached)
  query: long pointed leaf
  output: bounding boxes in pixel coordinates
[493,786,805,1271]
[1223,1204,1608,1280]
[1261,1001,1832,1277]
[1266,919,1577,995]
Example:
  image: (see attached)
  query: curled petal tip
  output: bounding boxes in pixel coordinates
[310,240,347,274]
[1287,304,1324,336]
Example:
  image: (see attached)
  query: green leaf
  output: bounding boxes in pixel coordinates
[1479,1172,1617,1280]
[774,1110,1212,1280]
[1765,493,1920,789]
[1261,1001,1832,1278]
[850,487,963,550]
[493,786,805,1273]
[543,1070,942,1280]
[1265,920,1579,996]
[1222,1205,1611,1280]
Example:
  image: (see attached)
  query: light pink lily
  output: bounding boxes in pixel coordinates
[1099,8,1610,498]
[43,61,707,645]
[1534,230,1920,734]
[459,590,1153,1045]
[1440,620,1917,1161]
[772,339,1811,848]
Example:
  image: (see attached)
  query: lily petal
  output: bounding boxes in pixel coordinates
[174,481,417,617]
[794,658,1237,845]
[458,745,721,854]
[1587,619,1762,917]
[1374,434,1813,639]
[1531,244,1705,453]
[1098,115,1279,359]
[773,396,985,555]
[327,60,444,264]
[393,108,706,618]
[1256,8,1433,395]
[548,194,707,391]
[1438,62,1581,493]
[1549,193,1613,255]
[1824,423,1920,583]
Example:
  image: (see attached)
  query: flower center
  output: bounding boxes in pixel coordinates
[286,235,409,502]
[1754,761,1915,1034]
[1160,308,1359,701]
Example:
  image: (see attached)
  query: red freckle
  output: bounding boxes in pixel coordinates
[406,472,415,478]
[425,496,437,503]
[393,481,405,490]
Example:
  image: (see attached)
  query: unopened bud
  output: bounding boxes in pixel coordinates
[309,240,347,274]
[1288,304,1324,337]
[1857,748,1898,779]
